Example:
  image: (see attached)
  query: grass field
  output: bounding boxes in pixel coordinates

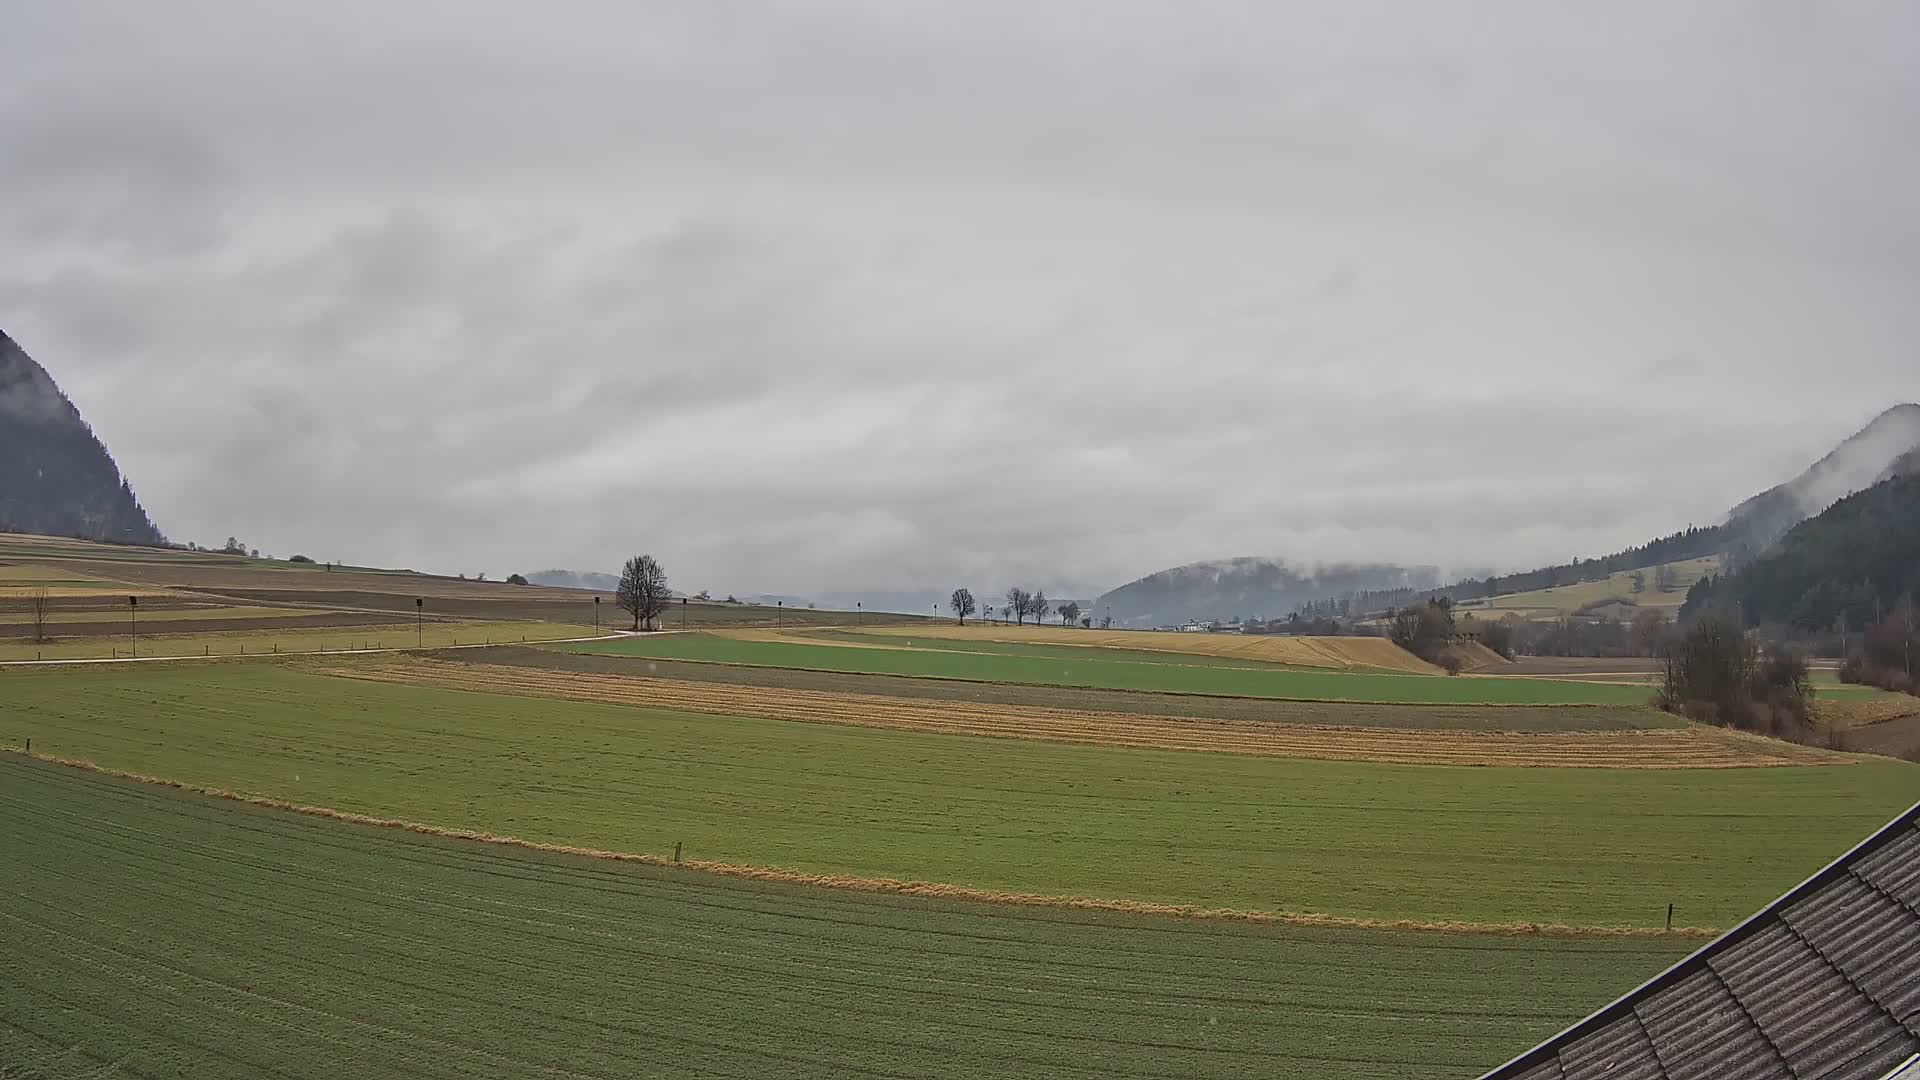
[0,619,594,661]
[323,657,1809,767]
[1453,557,1722,620]
[457,645,1682,731]
[6,663,1913,928]
[0,756,1693,1080]
[556,632,1658,705]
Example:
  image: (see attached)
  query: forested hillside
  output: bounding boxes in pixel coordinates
[1683,467,1920,632]
[0,329,165,544]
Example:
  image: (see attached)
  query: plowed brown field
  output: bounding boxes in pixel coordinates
[317,658,1841,768]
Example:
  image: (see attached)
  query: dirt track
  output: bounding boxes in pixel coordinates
[316,657,1843,768]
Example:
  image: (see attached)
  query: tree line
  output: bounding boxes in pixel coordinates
[945,587,1086,627]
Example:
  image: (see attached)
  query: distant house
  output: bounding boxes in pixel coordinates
[1481,799,1920,1079]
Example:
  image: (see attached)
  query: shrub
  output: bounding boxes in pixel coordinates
[288,554,314,564]
[1838,654,1866,684]
[1657,616,1814,741]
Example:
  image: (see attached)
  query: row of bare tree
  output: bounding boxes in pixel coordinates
[944,587,1081,626]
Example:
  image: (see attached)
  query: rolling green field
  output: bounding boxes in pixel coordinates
[463,646,1682,731]
[810,629,1320,669]
[0,756,1691,1080]
[6,663,1913,928]
[556,633,1658,705]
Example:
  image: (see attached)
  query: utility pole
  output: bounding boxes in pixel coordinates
[128,595,138,658]
[594,596,601,632]
[682,596,689,630]
[857,601,862,626]
[777,600,782,629]
[416,597,424,647]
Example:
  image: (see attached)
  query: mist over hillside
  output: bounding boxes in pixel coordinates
[1097,558,1438,628]
[0,330,165,545]
[1724,403,1920,554]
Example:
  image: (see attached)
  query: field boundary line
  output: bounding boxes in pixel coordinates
[0,748,1722,940]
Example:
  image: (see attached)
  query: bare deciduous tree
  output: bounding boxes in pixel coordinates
[1058,600,1081,626]
[950,588,976,625]
[29,587,51,643]
[1029,590,1048,626]
[1005,587,1031,626]
[617,554,671,631]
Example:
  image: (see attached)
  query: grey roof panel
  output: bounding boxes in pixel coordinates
[1713,921,1899,1078]
[1855,826,1920,904]
[1482,800,1920,1080]
[1636,969,1784,1080]
[1558,1013,1665,1080]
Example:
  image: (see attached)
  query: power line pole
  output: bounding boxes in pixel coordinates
[594,596,601,632]
[416,597,424,647]
[128,595,138,658]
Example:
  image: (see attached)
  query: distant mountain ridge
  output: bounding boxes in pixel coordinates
[1095,557,1438,627]
[0,330,164,545]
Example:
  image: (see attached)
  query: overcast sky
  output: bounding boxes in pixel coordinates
[3,1,1916,597]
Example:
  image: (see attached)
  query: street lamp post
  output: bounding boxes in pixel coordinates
[682,596,689,630]
[416,597,424,647]
[777,600,782,629]
[128,595,138,658]
[857,601,862,626]
[594,596,601,632]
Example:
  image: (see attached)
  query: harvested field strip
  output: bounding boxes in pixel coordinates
[322,658,1833,768]
[0,756,1693,1080]
[852,624,1442,673]
[461,645,1682,731]
[1814,695,1920,730]
[0,618,589,662]
[560,633,1655,704]
[8,663,1914,928]
[0,604,298,625]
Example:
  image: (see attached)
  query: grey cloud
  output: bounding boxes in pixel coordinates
[2,1,1917,596]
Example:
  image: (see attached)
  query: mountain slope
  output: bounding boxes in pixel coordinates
[0,330,164,544]
[1436,404,1920,612]
[1724,403,1920,553]
[1685,456,1920,630]
[1096,557,1437,627]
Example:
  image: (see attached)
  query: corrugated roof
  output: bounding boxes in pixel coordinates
[1483,801,1920,1080]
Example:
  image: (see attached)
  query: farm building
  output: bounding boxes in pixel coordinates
[1482,800,1920,1079]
